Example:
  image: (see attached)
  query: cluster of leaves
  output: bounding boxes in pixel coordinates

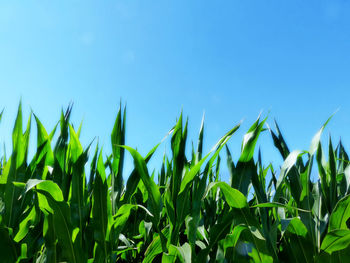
[1,103,350,262]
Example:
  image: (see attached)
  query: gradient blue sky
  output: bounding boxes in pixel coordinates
[1,1,350,179]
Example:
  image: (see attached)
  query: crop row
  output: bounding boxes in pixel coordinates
[0,103,349,262]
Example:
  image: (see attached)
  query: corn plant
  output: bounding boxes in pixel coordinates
[1,102,350,262]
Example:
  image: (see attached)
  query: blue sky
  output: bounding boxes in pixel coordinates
[1,1,350,180]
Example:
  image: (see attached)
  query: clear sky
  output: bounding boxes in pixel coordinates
[1,1,350,180]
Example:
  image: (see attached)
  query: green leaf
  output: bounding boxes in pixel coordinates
[176,242,191,263]
[34,114,54,166]
[112,204,151,242]
[92,151,113,260]
[3,102,26,227]
[285,218,308,237]
[162,245,179,263]
[43,213,57,263]
[309,114,334,155]
[223,225,247,252]
[45,200,81,263]
[282,218,313,263]
[25,179,63,202]
[22,113,32,164]
[199,182,269,262]
[110,105,126,210]
[179,152,211,194]
[273,150,304,203]
[195,113,205,163]
[49,121,59,141]
[12,101,23,157]
[205,182,248,209]
[267,120,290,160]
[14,206,38,242]
[36,189,82,263]
[68,124,83,163]
[321,229,350,254]
[122,142,160,204]
[0,108,3,123]
[143,228,170,263]
[180,122,240,194]
[239,115,266,162]
[70,146,89,250]
[329,194,350,231]
[120,146,162,224]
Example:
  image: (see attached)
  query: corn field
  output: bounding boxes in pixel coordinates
[1,102,350,262]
